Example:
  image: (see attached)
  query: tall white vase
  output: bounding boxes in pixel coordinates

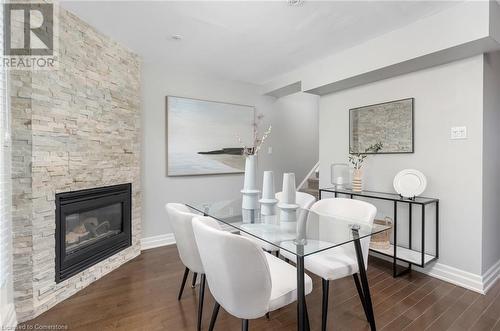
[278,173,299,232]
[259,171,278,222]
[241,155,260,223]
[281,173,297,203]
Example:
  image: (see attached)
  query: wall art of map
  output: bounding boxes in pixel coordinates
[349,98,414,154]
[166,96,254,176]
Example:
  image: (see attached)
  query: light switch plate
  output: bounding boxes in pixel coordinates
[267,146,273,154]
[451,126,467,139]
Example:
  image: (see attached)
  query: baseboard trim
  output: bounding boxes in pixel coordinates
[416,262,485,294]
[141,233,176,251]
[1,303,17,329]
[370,252,488,294]
[482,259,500,294]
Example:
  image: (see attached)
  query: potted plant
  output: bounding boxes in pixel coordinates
[348,142,383,192]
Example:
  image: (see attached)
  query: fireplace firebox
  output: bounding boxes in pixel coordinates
[55,184,132,282]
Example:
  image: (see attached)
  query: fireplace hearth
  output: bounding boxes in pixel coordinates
[55,184,132,282]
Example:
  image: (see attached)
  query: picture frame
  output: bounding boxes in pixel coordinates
[166,96,255,176]
[349,98,414,154]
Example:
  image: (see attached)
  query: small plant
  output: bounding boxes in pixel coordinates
[349,142,383,169]
[237,113,272,156]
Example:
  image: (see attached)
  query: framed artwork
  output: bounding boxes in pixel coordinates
[349,98,414,154]
[166,96,255,176]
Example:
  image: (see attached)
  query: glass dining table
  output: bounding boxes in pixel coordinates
[187,198,390,331]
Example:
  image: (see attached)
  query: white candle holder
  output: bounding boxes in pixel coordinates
[260,171,278,217]
[279,173,299,231]
[331,163,349,189]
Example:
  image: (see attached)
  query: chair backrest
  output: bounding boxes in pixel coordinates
[165,203,204,273]
[309,198,377,268]
[192,216,272,319]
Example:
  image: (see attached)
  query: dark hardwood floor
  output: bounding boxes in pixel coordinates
[21,245,500,330]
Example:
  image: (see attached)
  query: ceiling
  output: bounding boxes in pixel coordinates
[60,1,459,85]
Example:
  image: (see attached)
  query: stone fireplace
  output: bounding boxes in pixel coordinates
[10,7,141,322]
[55,184,132,283]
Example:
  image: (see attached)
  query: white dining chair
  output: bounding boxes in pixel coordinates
[165,203,207,331]
[281,198,377,331]
[192,216,313,331]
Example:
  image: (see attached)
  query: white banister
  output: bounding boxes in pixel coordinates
[297,161,320,190]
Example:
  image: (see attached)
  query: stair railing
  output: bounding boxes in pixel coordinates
[297,161,320,191]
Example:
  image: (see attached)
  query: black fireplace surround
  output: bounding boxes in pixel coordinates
[55,184,132,282]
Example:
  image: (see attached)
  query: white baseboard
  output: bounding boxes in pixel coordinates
[370,252,499,294]
[141,233,176,251]
[1,303,17,330]
[482,259,500,294]
[416,262,485,294]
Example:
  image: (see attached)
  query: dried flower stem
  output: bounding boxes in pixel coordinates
[236,114,272,156]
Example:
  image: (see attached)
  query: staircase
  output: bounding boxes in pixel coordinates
[299,168,320,200]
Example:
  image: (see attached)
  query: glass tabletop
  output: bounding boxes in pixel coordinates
[186,198,390,258]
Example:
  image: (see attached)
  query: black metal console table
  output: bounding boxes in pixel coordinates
[319,188,439,277]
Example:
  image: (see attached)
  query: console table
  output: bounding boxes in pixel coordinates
[319,188,439,277]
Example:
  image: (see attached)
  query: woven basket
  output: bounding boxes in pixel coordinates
[370,217,392,250]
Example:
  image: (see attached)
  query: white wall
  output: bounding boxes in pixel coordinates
[259,92,319,190]
[482,51,500,274]
[141,64,318,239]
[319,56,484,275]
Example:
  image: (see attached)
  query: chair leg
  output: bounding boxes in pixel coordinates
[275,251,279,258]
[241,319,249,331]
[178,267,189,301]
[197,274,206,331]
[265,312,270,319]
[208,302,220,331]
[192,272,198,288]
[322,278,329,331]
[353,274,369,322]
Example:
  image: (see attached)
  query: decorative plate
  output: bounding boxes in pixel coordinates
[393,169,427,198]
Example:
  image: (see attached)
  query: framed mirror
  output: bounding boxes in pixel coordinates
[349,98,414,154]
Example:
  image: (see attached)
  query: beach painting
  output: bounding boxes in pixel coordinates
[166,96,255,176]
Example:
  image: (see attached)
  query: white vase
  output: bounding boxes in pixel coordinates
[281,173,297,204]
[259,171,278,218]
[278,173,299,230]
[241,155,260,223]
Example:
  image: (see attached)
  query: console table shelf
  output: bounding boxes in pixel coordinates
[319,187,439,277]
[370,244,436,265]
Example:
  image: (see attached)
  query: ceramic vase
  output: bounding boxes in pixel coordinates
[259,171,278,223]
[352,168,363,192]
[241,155,260,223]
[278,173,299,232]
